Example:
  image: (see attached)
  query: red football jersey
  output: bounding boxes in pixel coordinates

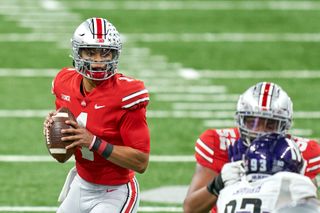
[195,127,320,212]
[52,68,150,185]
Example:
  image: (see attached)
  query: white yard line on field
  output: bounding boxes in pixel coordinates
[179,68,320,79]
[147,85,227,94]
[154,94,241,102]
[0,109,319,119]
[3,12,80,20]
[0,206,56,212]
[0,155,194,163]
[124,33,320,43]
[203,119,238,127]
[173,103,235,110]
[0,33,65,42]
[2,0,320,11]
[0,206,182,212]
[0,68,57,77]
[147,110,320,119]
[0,110,50,118]
[41,0,64,10]
[59,1,320,11]
[3,33,320,43]
[2,68,320,79]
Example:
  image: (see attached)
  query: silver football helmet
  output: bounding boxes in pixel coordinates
[71,17,122,80]
[235,82,293,146]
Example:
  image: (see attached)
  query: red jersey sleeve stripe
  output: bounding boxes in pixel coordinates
[306,155,320,174]
[122,97,150,109]
[308,156,320,164]
[306,164,320,173]
[196,138,214,155]
[122,89,148,102]
[195,146,213,163]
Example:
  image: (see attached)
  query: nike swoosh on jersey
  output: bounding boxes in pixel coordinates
[94,104,106,109]
[106,189,117,193]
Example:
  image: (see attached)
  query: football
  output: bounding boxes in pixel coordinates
[45,107,76,163]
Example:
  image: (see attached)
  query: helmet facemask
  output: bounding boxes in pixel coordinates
[236,113,290,146]
[73,45,120,80]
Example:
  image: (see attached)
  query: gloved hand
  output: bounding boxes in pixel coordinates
[207,161,245,196]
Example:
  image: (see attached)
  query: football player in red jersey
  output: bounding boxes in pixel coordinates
[183,82,320,213]
[43,18,150,213]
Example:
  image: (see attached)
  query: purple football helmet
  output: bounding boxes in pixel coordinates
[228,138,248,162]
[244,133,304,178]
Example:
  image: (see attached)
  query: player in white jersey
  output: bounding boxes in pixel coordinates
[216,133,318,213]
[273,200,320,213]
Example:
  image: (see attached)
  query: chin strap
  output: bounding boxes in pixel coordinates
[244,137,251,146]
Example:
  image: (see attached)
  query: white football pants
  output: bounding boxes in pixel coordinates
[57,174,140,213]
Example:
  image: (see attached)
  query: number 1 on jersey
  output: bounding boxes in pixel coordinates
[77,112,94,161]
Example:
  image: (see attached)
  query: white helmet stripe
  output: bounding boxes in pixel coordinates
[258,83,265,107]
[265,82,274,109]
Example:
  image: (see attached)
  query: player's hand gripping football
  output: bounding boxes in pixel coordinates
[43,111,56,136]
[61,120,94,150]
[43,109,94,150]
[207,161,245,196]
[44,108,77,163]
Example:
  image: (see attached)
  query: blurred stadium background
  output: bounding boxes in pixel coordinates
[1,0,320,212]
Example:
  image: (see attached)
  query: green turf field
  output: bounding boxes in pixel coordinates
[1,0,320,212]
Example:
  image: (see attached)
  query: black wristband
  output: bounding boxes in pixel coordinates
[90,137,113,159]
[101,142,113,159]
[90,137,102,151]
[207,174,224,196]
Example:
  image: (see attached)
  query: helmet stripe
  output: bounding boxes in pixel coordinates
[260,82,273,109]
[96,18,103,39]
[91,18,95,39]
[268,83,275,108]
[103,19,107,39]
